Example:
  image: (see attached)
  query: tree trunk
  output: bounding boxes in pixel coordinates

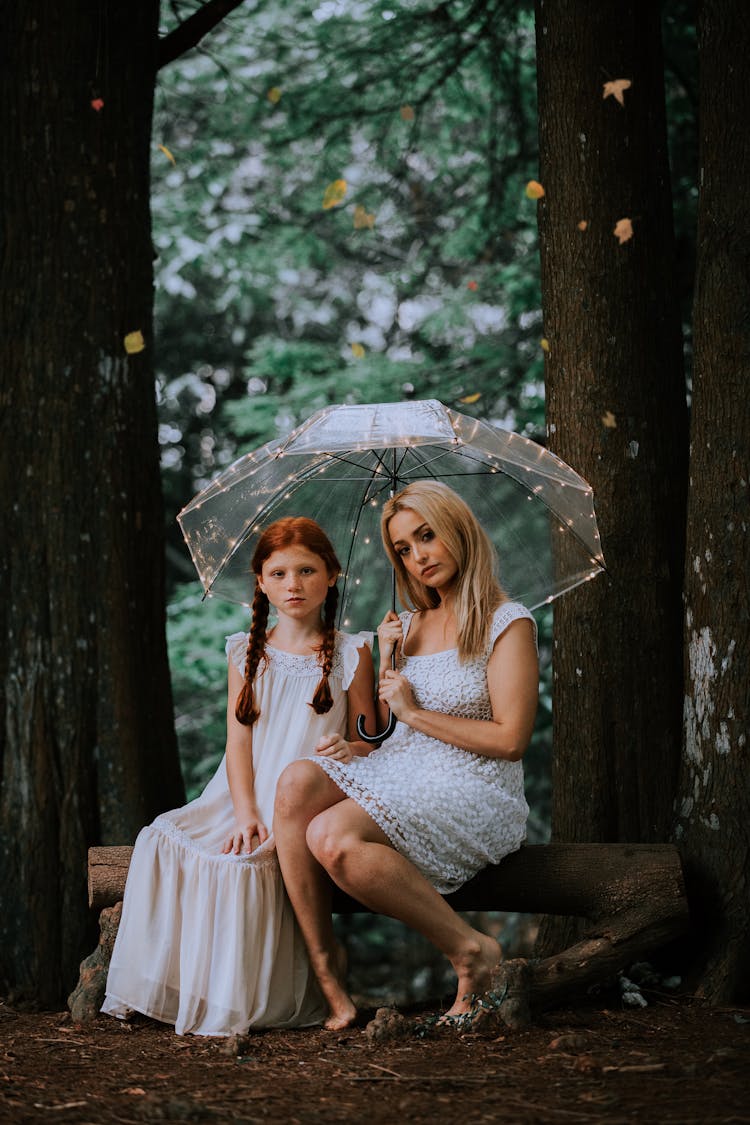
[0,0,184,1005]
[674,0,750,1003]
[532,1,689,952]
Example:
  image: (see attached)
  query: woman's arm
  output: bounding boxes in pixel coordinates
[315,642,378,761]
[378,618,538,761]
[222,660,270,854]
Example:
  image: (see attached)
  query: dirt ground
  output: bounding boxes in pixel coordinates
[1,989,748,1125]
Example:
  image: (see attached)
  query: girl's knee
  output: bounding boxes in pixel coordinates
[274,760,321,817]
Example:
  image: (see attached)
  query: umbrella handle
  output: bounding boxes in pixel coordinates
[356,709,397,744]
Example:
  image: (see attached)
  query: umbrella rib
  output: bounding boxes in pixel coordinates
[338,469,389,628]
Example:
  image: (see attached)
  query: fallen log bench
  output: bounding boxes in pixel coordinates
[72,842,690,1029]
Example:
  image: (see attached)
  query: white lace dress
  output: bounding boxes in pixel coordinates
[101,629,371,1037]
[313,603,535,894]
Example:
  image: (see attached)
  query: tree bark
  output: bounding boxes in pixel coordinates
[0,0,184,1005]
[533,1,689,950]
[88,842,688,919]
[80,843,689,1025]
[674,0,750,1003]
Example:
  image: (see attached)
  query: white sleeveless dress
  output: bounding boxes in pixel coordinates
[312,603,535,894]
[101,629,372,1036]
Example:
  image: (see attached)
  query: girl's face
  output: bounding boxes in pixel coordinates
[387,508,458,593]
[258,545,336,619]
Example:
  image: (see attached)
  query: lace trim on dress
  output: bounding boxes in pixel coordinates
[398,602,537,658]
[489,602,538,652]
[151,813,279,869]
[224,629,371,685]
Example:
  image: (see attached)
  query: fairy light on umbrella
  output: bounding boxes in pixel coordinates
[178,400,606,741]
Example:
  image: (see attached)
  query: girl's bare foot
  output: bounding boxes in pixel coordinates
[313,942,357,1030]
[442,932,502,1022]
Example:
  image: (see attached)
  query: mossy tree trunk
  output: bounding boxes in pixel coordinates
[673,0,750,1003]
[532,0,688,949]
[0,0,184,1005]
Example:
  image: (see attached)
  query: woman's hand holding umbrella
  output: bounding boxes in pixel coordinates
[378,667,417,722]
[377,610,403,673]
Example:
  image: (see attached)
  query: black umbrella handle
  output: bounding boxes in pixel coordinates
[356,708,397,744]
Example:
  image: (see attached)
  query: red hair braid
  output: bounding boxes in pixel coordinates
[311,585,339,715]
[235,517,342,727]
[235,582,270,726]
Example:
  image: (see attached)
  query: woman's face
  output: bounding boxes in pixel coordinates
[387,507,458,592]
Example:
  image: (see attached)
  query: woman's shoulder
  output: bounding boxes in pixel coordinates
[489,602,538,649]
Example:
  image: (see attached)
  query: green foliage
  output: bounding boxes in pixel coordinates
[156,0,696,851]
[166,584,250,799]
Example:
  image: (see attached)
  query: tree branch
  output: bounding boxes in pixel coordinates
[158,0,247,70]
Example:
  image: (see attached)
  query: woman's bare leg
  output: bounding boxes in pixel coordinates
[273,761,355,1029]
[307,800,501,1019]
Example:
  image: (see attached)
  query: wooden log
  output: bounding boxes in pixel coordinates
[88,842,688,921]
[81,842,690,1027]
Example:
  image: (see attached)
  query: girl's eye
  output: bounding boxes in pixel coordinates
[301,567,314,575]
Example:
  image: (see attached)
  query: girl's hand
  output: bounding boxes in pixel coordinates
[378,668,417,721]
[377,610,403,671]
[315,732,355,763]
[222,816,269,855]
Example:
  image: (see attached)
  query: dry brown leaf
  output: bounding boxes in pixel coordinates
[603,79,632,106]
[602,410,617,429]
[577,220,588,231]
[525,180,545,200]
[613,217,634,244]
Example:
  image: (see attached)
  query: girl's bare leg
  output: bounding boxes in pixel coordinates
[273,761,355,1029]
[306,800,501,1020]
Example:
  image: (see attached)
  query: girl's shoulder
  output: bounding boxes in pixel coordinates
[335,629,374,691]
[225,631,248,673]
[489,602,538,651]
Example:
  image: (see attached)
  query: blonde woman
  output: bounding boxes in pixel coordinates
[274,481,539,1030]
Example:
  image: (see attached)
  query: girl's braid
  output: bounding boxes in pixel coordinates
[235,583,270,726]
[310,585,339,715]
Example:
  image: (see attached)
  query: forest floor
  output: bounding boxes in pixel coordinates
[1,990,748,1124]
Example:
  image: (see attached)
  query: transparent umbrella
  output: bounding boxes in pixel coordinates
[178,399,606,738]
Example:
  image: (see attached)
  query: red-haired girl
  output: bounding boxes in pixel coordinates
[102,518,375,1036]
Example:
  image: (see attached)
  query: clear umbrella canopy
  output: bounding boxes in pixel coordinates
[178,400,605,632]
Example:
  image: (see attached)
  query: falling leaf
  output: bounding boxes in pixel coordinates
[601,411,617,429]
[525,180,545,200]
[157,144,176,166]
[603,79,632,106]
[353,204,376,229]
[613,217,634,244]
[322,179,347,210]
[459,393,481,404]
[124,330,145,355]
[90,98,104,112]
[577,220,588,231]
[267,86,282,104]
[400,105,415,121]
[350,343,365,359]
[466,280,478,291]
[540,338,550,353]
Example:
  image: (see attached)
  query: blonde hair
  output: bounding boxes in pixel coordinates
[381,480,505,661]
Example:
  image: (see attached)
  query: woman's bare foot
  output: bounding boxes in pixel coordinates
[441,932,502,1022]
[313,942,357,1030]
